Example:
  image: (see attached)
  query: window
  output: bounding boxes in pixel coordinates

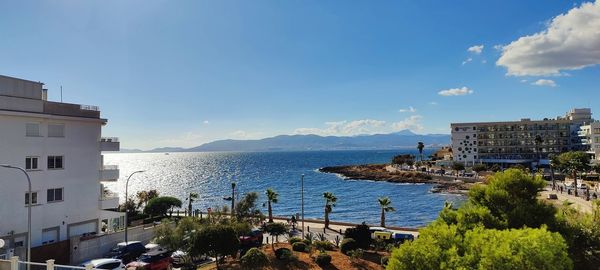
[26,123,40,137]
[47,188,63,202]
[48,124,65,137]
[25,192,38,205]
[47,156,64,169]
[25,156,39,170]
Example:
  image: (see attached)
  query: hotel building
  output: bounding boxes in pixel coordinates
[578,121,600,162]
[0,75,124,255]
[451,108,593,167]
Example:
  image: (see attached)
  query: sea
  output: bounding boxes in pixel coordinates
[104,150,464,228]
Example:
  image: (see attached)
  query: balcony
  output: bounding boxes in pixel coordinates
[100,137,120,151]
[99,192,120,210]
[100,165,120,181]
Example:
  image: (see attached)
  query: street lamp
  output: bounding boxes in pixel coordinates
[0,164,32,263]
[124,170,145,243]
[301,174,305,238]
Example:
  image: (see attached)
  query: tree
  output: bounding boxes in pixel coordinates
[387,223,572,270]
[417,142,425,162]
[377,197,395,227]
[343,222,371,249]
[451,162,465,177]
[472,164,487,176]
[554,200,600,269]
[467,169,556,229]
[187,192,198,216]
[323,192,337,228]
[235,192,262,223]
[190,225,240,268]
[119,197,137,217]
[265,188,278,223]
[558,151,591,196]
[392,154,415,168]
[549,153,560,190]
[534,134,544,161]
[262,222,288,249]
[231,182,236,216]
[136,189,160,209]
[144,196,182,217]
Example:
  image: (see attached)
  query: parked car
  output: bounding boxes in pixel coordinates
[104,241,146,263]
[126,250,173,270]
[80,258,125,270]
[239,229,263,247]
[577,183,588,190]
[145,243,167,253]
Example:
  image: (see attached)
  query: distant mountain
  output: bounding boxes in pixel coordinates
[188,130,450,152]
[119,130,450,153]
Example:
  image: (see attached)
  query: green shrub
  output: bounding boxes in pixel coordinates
[313,240,335,251]
[275,248,292,260]
[340,238,358,254]
[240,248,269,269]
[381,256,390,266]
[301,239,312,246]
[343,223,371,249]
[292,242,307,252]
[314,252,332,266]
[288,237,302,245]
[347,248,364,260]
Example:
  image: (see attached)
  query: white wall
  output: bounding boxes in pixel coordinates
[451,124,478,165]
[0,113,105,247]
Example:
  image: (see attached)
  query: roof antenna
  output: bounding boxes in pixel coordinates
[60,85,63,102]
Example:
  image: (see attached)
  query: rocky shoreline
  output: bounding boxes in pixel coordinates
[319,164,472,194]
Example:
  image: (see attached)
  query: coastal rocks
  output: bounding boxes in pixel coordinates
[319,164,471,194]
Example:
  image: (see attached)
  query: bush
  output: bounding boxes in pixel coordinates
[288,237,302,245]
[340,238,358,255]
[275,248,292,260]
[240,248,269,269]
[313,240,335,251]
[344,223,371,249]
[347,248,364,260]
[381,256,390,266]
[292,242,307,252]
[314,252,332,266]
[301,239,312,246]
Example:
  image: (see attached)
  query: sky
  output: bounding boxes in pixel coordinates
[1,0,599,150]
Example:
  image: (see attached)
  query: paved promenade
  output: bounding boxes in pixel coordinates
[539,186,597,214]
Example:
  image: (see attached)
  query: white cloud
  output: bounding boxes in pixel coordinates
[493,44,504,51]
[438,87,474,96]
[531,79,557,87]
[203,120,210,124]
[230,130,263,139]
[497,1,600,76]
[462,57,473,65]
[399,106,417,113]
[481,59,487,64]
[467,45,484,54]
[429,101,438,105]
[391,115,424,132]
[294,117,424,136]
[520,79,528,83]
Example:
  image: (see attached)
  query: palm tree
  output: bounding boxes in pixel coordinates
[549,154,560,190]
[558,151,590,197]
[231,182,236,216]
[187,192,198,216]
[417,142,425,162]
[378,197,396,227]
[265,188,279,222]
[323,192,337,229]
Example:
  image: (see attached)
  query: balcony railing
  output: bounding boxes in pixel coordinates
[100,165,119,181]
[100,137,120,151]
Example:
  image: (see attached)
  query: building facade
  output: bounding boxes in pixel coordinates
[579,121,600,162]
[0,75,124,254]
[451,108,593,167]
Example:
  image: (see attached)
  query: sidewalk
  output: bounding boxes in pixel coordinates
[539,187,596,213]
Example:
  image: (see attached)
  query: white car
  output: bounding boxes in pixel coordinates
[144,243,167,253]
[80,258,124,270]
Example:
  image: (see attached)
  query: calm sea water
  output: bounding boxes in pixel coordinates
[104,150,463,227]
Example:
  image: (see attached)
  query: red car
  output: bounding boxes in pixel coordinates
[126,250,173,270]
[239,229,264,247]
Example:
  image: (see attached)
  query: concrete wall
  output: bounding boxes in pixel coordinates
[0,112,106,248]
[70,225,158,264]
[0,75,43,100]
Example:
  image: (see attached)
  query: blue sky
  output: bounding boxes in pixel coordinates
[1,1,599,149]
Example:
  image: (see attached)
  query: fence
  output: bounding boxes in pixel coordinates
[1,257,95,270]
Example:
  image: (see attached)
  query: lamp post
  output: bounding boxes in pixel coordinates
[124,170,145,243]
[301,174,305,238]
[0,164,32,263]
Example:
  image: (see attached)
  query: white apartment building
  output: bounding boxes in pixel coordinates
[579,121,600,163]
[451,108,593,167]
[0,75,124,254]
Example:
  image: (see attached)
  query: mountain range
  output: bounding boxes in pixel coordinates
[120,130,450,153]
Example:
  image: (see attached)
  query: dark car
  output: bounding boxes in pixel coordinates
[239,229,263,247]
[126,250,173,270]
[104,241,147,264]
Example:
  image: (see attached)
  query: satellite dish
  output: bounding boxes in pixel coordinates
[0,239,5,248]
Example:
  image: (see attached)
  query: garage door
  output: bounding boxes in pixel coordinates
[68,222,96,238]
